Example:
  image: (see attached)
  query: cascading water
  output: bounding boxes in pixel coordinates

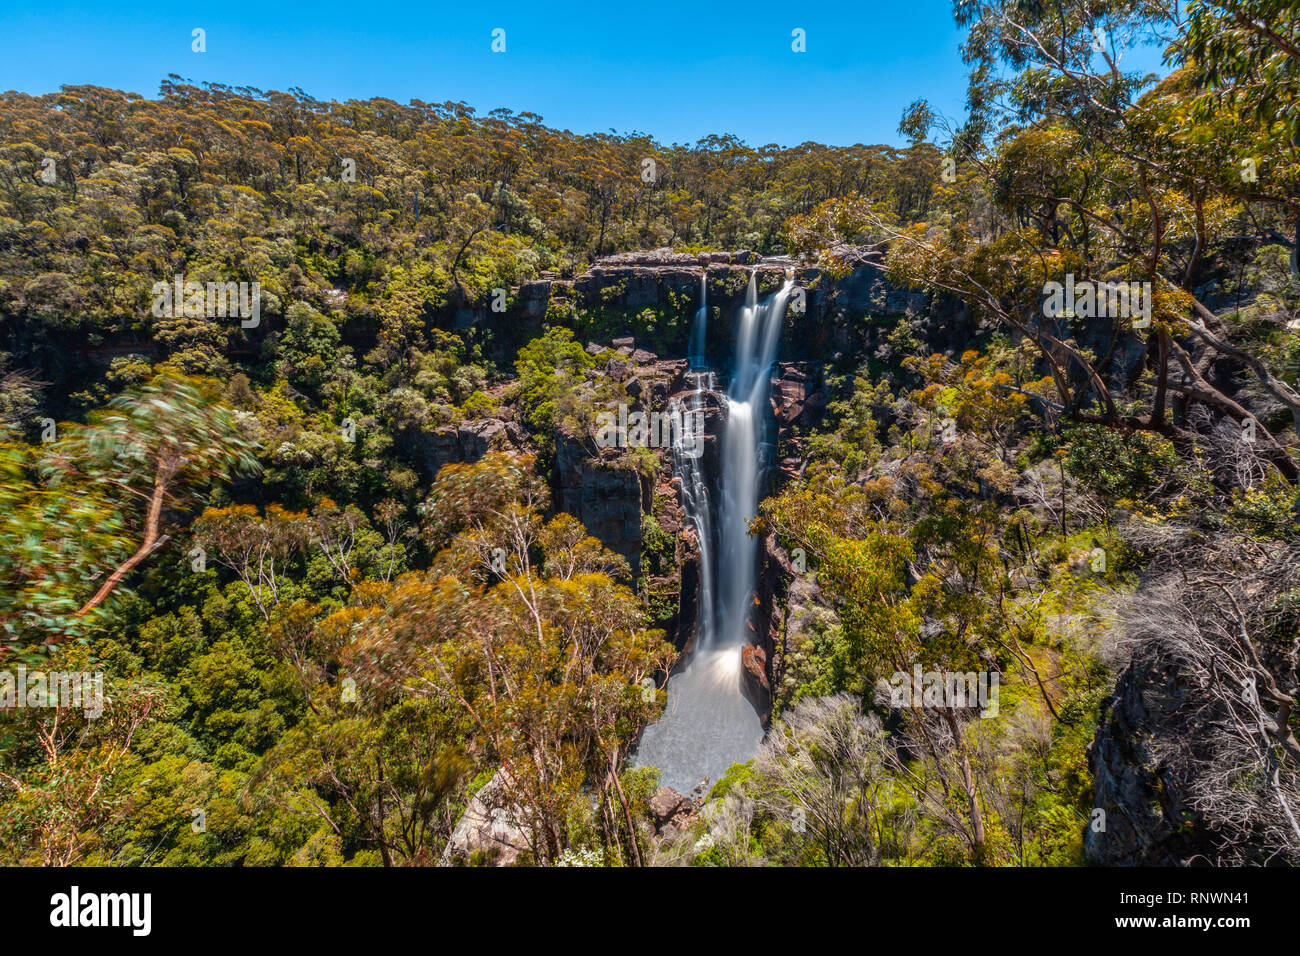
[634,269,794,796]
[689,272,707,369]
[718,272,791,650]
[673,372,715,653]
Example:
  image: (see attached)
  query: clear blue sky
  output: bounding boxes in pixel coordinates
[1,0,977,147]
[1,1,1168,148]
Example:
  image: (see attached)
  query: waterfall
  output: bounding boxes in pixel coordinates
[717,272,792,650]
[689,272,707,369]
[633,270,793,796]
[673,372,714,648]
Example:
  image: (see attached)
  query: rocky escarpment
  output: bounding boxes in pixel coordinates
[554,434,648,577]
[769,361,829,481]
[453,246,1157,405]
[402,416,531,480]
[1085,599,1300,867]
[553,343,692,583]
[456,247,956,369]
[1086,642,1222,866]
[746,531,833,727]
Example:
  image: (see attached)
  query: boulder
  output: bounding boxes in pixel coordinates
[648,787,700,838]
[642,358,690,406]
[441,770,531,867]
[606,357,631,382]
[649,787,685,824]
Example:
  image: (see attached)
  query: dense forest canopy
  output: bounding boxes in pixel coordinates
[0,76,936,346]
[1,0,1299,867]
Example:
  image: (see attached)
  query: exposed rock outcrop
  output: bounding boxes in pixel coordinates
[441,769,532,867]
[549,343,695,582]
[404,417,528,480]
[751,531,832,722]
[555,433,646,579]
[458,245,962,367]
[648,786,698,839]
[1086,643,1220,866]
[740,644,771,722]
[649,786,686,823]
[674,523,703,652]
[463,246,1154,408]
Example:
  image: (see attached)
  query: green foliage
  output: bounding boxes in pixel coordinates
[512,327,596,438]
[1227,470,1300,540]
[1061,423,1182,505]
[275,302,342,392]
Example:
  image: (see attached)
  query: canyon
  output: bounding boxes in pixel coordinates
[417,247,1245,864]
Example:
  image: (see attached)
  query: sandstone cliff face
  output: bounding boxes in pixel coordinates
[402,417,530,480]
[1085,615,1300,866]
[453,247,954,368]
[747,532,831,727]
[1086,643,1221,866]
[457,247,1156,402]
[550,350,691,583]
[554,432,647,579]
[673,528,702,651]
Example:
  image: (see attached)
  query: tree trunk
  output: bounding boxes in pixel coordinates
[942,709,986,863]
[72,459,175,622]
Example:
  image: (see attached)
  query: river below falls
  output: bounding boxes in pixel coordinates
[631,645,764,796]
